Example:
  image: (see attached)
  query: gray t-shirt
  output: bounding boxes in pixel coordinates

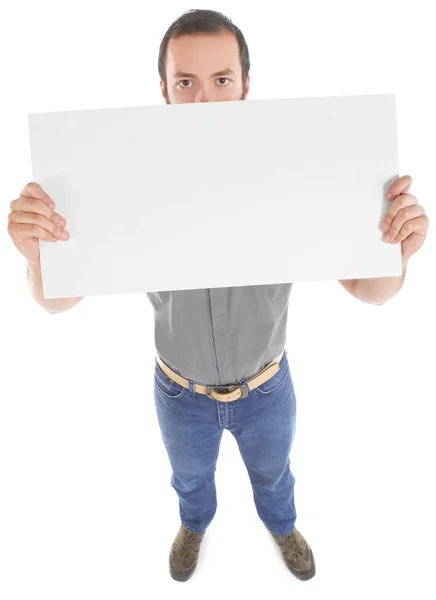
[146,282,293,386]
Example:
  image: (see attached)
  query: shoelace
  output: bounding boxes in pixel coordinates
[276,531,305,558]
[174,530,202,560]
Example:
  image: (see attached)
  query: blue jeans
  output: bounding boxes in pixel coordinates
[153,350,297,536]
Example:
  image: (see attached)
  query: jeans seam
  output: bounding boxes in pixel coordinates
[154,376,187,399]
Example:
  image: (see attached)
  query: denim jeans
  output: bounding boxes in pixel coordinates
[153,349,297,536]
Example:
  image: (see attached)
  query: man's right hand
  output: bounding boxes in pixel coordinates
[7,182,70,266]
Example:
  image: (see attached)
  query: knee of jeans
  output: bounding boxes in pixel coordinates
[173,468,216,493]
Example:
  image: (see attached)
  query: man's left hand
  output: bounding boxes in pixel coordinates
[379,175,429,262]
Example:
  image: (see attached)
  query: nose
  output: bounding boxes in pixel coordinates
[194,88,210,103]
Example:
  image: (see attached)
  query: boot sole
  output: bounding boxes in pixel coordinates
[169,554,198,582]
[168,547,315,581]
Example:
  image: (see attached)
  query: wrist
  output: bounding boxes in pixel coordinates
[401,254,409,276]
[27,260,41,272]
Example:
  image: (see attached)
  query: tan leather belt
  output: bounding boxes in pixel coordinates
[156,350,284,402]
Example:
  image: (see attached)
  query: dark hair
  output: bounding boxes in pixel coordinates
[158,9,250,96]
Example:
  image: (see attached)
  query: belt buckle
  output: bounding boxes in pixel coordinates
[205,384,248,401]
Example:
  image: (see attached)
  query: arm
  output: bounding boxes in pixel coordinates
[27,261,84,314]
[339,174,430,305]
[338,256,408,306]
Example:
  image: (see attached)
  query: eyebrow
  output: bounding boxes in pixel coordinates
[173,68,235,79]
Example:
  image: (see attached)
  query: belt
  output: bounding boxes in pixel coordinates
[156,350,284,402]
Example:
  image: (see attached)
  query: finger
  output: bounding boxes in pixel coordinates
[379,193,417,231]
[391,214,430,244]
[10,195,67,227]
[382,204,425,242]
[20,181,55,209]
[8,221,59,243]
[8,211,69,241]
[386,174,412,201]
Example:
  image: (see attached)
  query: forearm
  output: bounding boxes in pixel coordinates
[26,261,83,314]
[352,256,408,305]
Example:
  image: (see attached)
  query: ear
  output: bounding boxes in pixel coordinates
[160,80,167,102]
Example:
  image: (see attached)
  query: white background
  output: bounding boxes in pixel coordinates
[1,1,435,598]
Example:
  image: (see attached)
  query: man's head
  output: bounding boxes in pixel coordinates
[158,9,250,104]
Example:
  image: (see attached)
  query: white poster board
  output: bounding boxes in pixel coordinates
[28,94,401,299]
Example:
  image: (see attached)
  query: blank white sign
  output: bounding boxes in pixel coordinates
[28,94,401,299]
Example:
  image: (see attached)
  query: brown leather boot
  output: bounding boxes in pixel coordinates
[268,526,316,580]
[169,523,206,581]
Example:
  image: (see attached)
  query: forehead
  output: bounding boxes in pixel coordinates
[166,31,241,77]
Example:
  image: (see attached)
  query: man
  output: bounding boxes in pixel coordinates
[7,9,430,584]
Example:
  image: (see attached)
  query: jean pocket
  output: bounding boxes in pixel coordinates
[154,364,187,399]
[254,361,290,396]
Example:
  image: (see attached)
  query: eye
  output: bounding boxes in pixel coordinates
[176,77,231,89]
